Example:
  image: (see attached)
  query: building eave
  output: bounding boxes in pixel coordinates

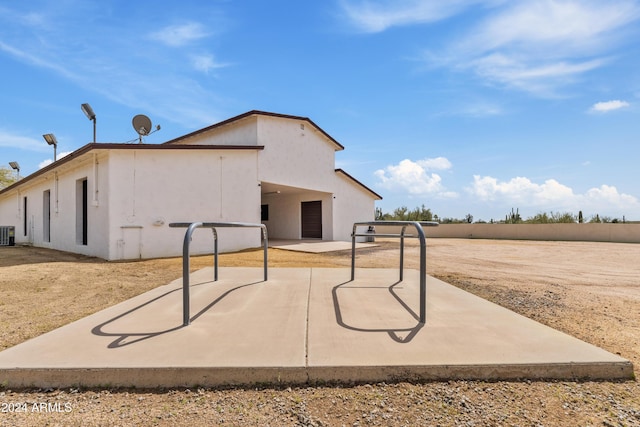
[163,110,346,151]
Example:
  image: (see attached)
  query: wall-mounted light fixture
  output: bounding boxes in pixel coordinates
[8,161,20,179]
[43,133,58,161]
[81,103,96,143]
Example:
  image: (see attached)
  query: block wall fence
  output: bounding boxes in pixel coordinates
[374,223,640,244]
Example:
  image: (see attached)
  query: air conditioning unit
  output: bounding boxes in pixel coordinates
[0,226,15,246]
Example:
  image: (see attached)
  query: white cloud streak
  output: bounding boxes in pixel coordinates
[149,22,211,47]
[342,0,640,96]
[590,100,630,113]
[190,53,228,74]
[448,1,639,96]
[0,40,81,81]
[465,1,638,54]
[339,0,490,33]
[0,15,226,127]
[0,5,228,129]
[0,129,47,152]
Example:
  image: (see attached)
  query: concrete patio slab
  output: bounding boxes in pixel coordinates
[0,267,632,388]
[307,268,632,382]
[269,239,377,253]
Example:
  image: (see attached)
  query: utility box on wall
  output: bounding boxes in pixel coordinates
[0,226,15,246]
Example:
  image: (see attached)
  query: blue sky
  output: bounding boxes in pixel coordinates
[1,0,639,222]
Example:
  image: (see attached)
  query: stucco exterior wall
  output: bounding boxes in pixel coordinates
[172,117,258,146]
[374,223,640,243]
[0,194,16,233]
[106,149,261,259]
[0,148,262,260]
[0,152,110,258]
[256,116,338,191]
[332,174,377,242]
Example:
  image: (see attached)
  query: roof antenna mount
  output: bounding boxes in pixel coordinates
[131,114,160,143]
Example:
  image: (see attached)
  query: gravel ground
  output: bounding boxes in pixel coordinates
[1,239,639,426]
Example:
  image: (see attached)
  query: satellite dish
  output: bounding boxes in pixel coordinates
[132,114,152,136]
[131,114,153,144]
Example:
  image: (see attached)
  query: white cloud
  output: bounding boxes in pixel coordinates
[462,103,503,117]
[467,1,638,54]
[0,19,224,129]
[416,156,452,170]
[585,185,638,206]
[339,0,487,33]
[38,151,73,169]
[190,53,228,74]
[149,22,210,47]
[468,53,605,95]
[375,157,457,197]
[363,1,640,97]
[428,1,640,96]
[468,175,639,214]
[0,40,80,81]
[590,100,630,113]
[0,129,47,151]
[38,159,52,169]
[470,175,575,204]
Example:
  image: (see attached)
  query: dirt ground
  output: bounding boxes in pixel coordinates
[0,238,639,426]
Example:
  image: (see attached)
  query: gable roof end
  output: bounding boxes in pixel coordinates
[164,110,345,151]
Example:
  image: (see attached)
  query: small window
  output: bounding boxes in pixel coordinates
[23,197,28,236]
[76,178,88,245]
[43,190,51,242]
[261,204,269,221]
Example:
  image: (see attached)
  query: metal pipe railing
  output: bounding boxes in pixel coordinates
[351,221,438,323]
[169,222,268,326]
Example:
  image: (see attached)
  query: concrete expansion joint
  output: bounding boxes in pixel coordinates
[304,268,313,369]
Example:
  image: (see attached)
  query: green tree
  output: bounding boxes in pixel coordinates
[393,206,408,220]
[0,167,17,190]
[374,204,436,221]
[526,211,576,223]
[590,214,617,223]
[406,204,433,221]
[551,212,577,223]
[527,212,551,223]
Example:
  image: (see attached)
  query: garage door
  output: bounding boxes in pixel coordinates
[301,201,322,239]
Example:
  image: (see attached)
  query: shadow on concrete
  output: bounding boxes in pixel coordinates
[91,279,263,348]
[332,280,424,343]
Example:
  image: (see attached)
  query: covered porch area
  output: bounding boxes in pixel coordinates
[260,181,334,241]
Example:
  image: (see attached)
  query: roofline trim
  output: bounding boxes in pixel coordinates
[335,168,383,200]
[163,110,345,151]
